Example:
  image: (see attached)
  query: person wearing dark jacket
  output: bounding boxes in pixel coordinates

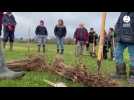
[2,12,16,51]
[0,12,3,36]
[111,12,134,84]
[35,20,48,53]
[88,28,98,56]
[54,19,67,54]
[107,27,116,60]
[103,31,108,59]
[74,23,89,56]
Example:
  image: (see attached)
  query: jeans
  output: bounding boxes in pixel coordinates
[36,35,47,46]
[3,31,14,42]
[56,36,64,50]
[75,41,84,56]
[115,42,134,67]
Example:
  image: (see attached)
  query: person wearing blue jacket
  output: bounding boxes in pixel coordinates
[112,12,134,84]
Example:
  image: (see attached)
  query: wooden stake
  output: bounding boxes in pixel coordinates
[27,27,31,55]
[97,12,107,74]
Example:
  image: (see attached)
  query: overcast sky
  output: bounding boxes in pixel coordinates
[5,12,120,39]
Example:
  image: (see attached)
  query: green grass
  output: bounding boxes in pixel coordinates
[0,42,132,87]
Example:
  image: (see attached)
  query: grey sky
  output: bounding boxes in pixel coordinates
[10,12,120,39]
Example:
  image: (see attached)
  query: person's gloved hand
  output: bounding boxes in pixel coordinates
[8,25,13,31]
[86,41,88,44]
[8,24,15,31]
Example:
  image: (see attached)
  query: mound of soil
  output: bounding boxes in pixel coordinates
[7,54,118,87]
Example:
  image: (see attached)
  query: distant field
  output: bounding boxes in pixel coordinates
[0,42,132,87]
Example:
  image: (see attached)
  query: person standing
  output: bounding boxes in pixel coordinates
[54,19,67,54]
[2,12,16,51]
[74,23,89,56]
[107,27,116,60]
[88,28,98,57]
[103,30,108,59]
[112,12,134,84]
[35,20,48,53]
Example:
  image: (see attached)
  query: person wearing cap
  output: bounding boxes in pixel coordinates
[88,28,98,57]
[54,19,67,54]
[35,20,48,53]
[74,23,89,56]
[2,12,16,51]
[111,12,134,84]
[0,12,4,36]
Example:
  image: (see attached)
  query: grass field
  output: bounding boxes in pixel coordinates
[0,42,132,87]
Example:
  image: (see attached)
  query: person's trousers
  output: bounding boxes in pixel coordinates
[75,41,84,56]
[56,37,64,50]
[115,42,134,67]
[0,25,2,36]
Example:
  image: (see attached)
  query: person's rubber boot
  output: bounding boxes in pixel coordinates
[60,49,64,55]
[9,42,13,51]
[3,42,6,49]
[92,52,96,57]
[110,50,113,60]
[111,63,127,80]
[38,45,41,52]
[86,47,89,51]
[57,49,59,54]
[43,45,45,53]
[0,67,25,80]
[128,67,134,84]
[0,50,25,80]
[90,52,92,56]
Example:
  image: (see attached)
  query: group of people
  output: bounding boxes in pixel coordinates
[35,19,66,54]
[0,12,134,84]
[73,23,116,60]
[35,19,116,61]
[0,12,115,59]
[30,12,134,84]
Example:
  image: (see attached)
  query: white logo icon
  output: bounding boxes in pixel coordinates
[123,15,130,23]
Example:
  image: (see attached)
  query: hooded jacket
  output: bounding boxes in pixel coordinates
[115,12,134,44]
[35,25,48,36]
[2,13,16,32]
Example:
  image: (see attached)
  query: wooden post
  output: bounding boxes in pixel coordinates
[97,12,107,74]
[27,27,31,55]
